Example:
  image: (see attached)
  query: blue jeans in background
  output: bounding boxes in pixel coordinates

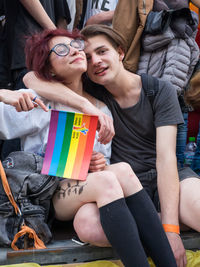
[176,112,188,167]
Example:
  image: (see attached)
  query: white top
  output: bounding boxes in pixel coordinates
[66,0,76,30]
[84,0,118,26]
[0,89,112,164]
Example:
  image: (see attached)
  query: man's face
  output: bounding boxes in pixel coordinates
[84,35,124,87]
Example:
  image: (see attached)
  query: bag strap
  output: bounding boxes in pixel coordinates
[11,225,47,250]
[0,160,20,215]
[141,73,159,112]
[0,160,46,250]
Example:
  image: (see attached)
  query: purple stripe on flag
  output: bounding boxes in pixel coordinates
[41,110,59,174]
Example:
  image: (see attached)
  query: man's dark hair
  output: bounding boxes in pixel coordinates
[81,24,127,53]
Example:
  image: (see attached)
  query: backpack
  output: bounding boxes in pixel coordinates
[141,73,159,111]
[0,151,60,249]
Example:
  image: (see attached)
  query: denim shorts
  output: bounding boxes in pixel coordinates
[137,166,200,212]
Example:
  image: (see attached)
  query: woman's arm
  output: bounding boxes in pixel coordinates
[0,89,48,112]
[23,72,115,144]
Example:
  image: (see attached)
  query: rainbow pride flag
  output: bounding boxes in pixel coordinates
[42,110,98,180]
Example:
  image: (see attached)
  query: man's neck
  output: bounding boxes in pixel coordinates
[106,71,142,109]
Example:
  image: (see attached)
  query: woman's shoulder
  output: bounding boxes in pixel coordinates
[84,92,112,117]
[95,98,107,109]
[96,99,112,118]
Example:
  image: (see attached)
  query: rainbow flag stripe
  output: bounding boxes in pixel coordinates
[42,110,98,180]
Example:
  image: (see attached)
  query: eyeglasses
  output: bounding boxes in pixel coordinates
[49,39,85,57]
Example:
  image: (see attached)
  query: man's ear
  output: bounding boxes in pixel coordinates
[117,46,125,61]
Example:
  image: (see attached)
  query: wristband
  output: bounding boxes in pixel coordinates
[162,224,180,234]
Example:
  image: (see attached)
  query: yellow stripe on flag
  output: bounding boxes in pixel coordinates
[63,113,83,178]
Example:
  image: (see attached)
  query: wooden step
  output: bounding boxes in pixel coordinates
[1,231,200,265]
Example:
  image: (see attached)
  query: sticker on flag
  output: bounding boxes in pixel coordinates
[42,110,98,180]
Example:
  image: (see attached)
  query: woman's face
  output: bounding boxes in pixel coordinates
[48,36,87,81]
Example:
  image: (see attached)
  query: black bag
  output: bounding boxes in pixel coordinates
[144,10,172,35]
[144,8,195,35]
[0,151,59,249]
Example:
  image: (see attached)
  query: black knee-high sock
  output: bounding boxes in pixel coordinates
[99,198,150,267]
[126,189,177,267]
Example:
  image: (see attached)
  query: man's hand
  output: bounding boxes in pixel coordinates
[166,232,187,267]
[0,90,48,112]
[83,102,115,145]
[96,110,115,145]
[89,151,106,172]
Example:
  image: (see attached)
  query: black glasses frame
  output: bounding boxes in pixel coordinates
[49,39,85,57]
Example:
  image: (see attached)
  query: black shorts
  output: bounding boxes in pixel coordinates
[137,166,200,212]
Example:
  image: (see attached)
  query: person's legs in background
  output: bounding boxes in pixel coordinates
[176,112,188,167]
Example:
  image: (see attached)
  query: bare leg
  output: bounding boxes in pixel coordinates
[53,164,150,267]
[73,162,143,246]
[179,177,200,231]
[74,203,110,247]
[74,162,176,266]
[53,170,124,221]
[53,162,143,221]
[105,162,143,196]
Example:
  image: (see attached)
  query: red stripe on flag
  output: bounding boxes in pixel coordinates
[77,115,98,180]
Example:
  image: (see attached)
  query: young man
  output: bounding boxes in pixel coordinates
[23,25,200,267]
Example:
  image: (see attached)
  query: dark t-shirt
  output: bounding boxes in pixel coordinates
[5,0,71,71]
[86,76,184,175]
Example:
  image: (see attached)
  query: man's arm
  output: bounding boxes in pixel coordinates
[23,72,115,144]
[85,11,114,26]
[156,125,187,267]
[19,0,56,29]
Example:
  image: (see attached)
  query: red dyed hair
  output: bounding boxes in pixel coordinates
[25,28,82,82]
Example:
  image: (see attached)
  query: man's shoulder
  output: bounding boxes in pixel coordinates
[140,74,176,97]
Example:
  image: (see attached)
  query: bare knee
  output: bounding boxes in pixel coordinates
[94,171,124,206]
[179,178,200,231]
[107,162,143,196]
[115,162,139,180]
[73,204,110,247]
[180,178,200,207]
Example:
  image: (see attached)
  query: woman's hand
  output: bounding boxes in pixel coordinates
[89,151,107,172]
[0,89,48,112]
